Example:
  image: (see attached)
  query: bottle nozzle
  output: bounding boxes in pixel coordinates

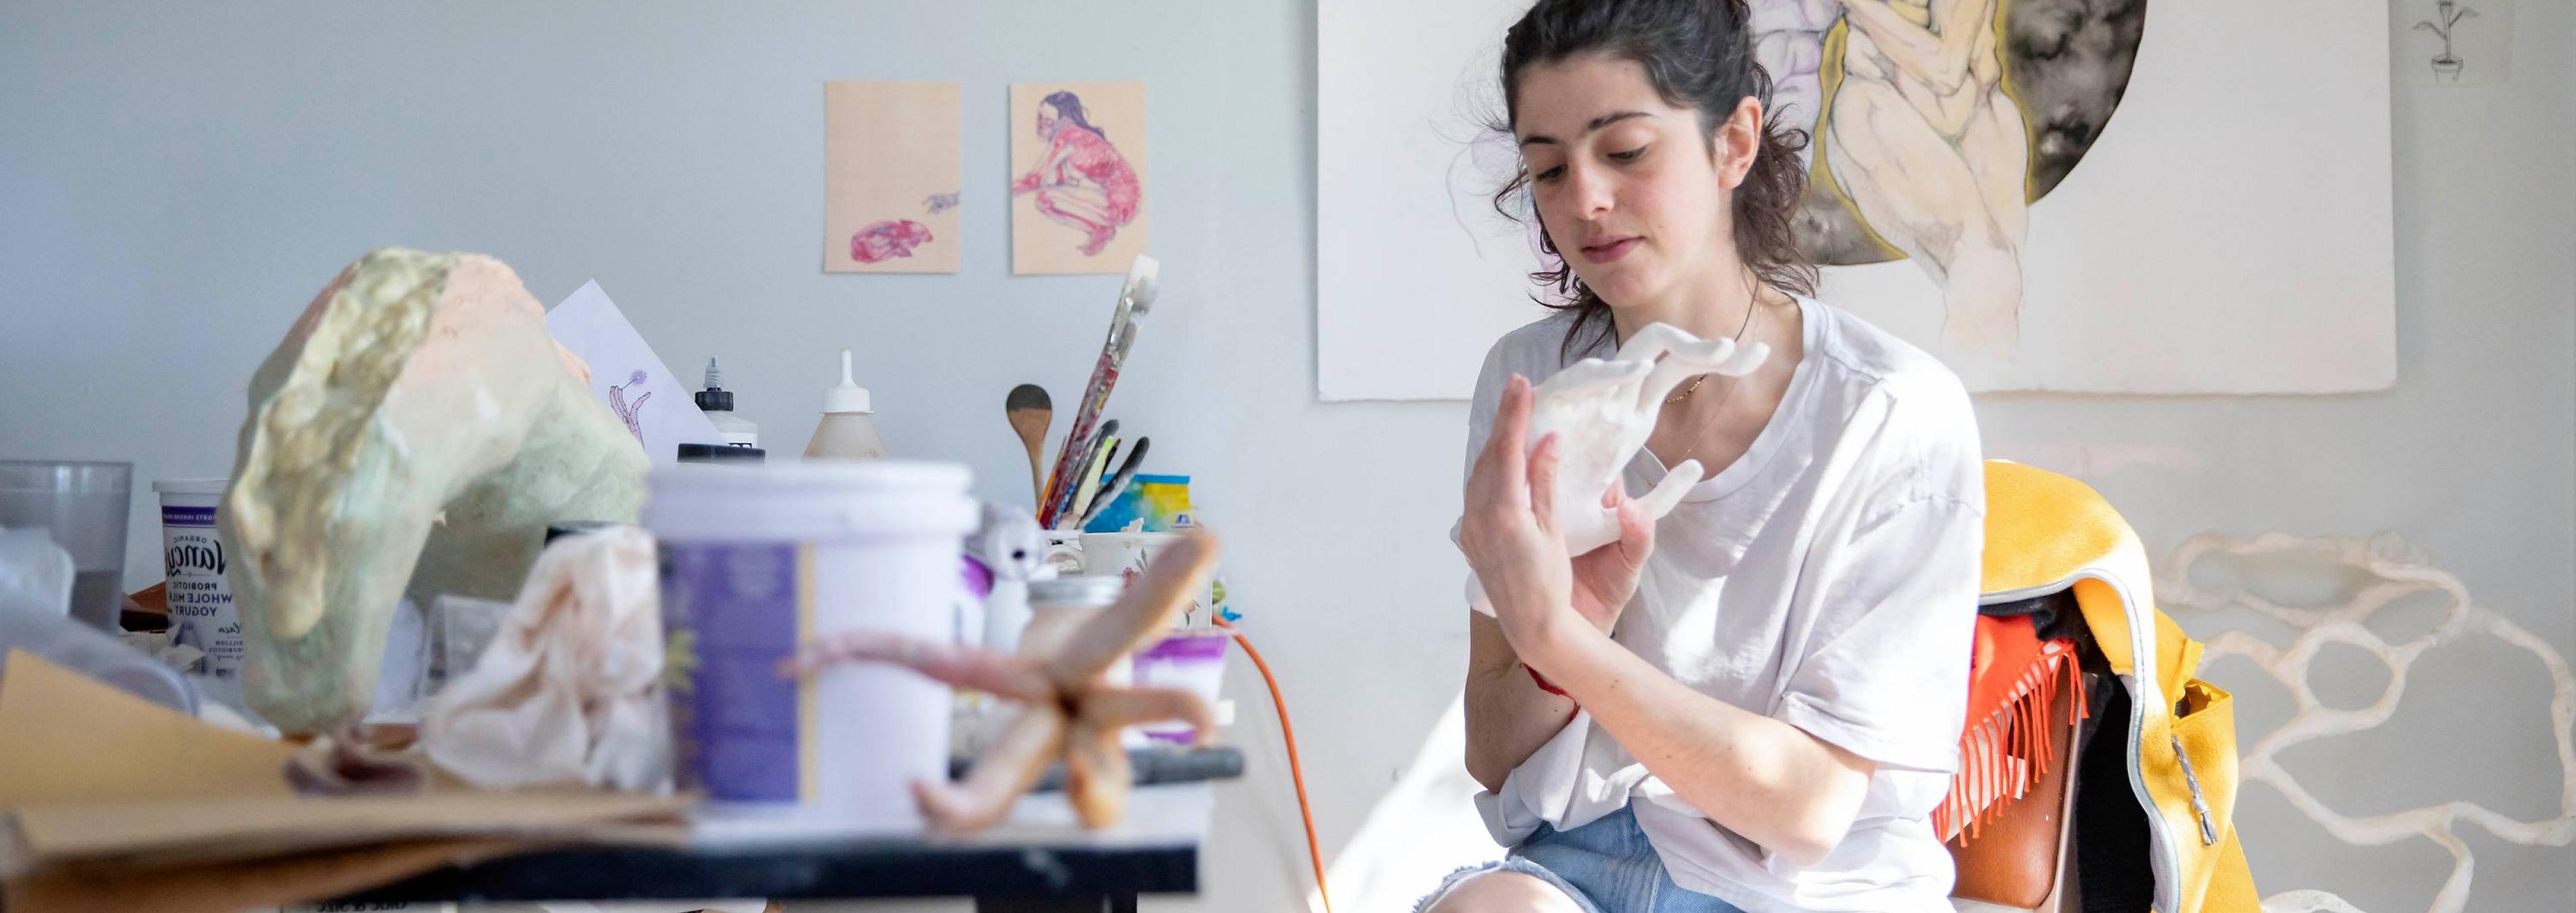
[703,357,723,391]
[822,348,872,414]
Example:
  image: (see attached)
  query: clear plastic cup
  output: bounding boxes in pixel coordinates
[0,461,134,631]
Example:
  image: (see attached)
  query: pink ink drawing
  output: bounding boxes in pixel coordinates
[925,192,960,214]
[851,219,933,264]
[1011,91,1140,257]
[609,369,650,443]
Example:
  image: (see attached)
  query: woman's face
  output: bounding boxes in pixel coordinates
[1037,105,1061,137]
[1513,55,1744,310]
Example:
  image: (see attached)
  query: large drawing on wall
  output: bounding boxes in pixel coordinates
[1318,0,2395,399]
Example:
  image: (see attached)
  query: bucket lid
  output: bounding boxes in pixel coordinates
[151,478,229,495]
[645,460,976,541]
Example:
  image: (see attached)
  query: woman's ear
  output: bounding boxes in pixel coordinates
[1712,96,1766,191]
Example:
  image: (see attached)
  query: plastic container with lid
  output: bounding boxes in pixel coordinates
[647,460,975,825]
[151,478,243,708]
[802,349,886,461]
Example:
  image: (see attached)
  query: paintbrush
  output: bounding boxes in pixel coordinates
[1077,436,1151,531]
[1051,419,1117,527]
[1038,255,1159,526]
[1068,435,1119,528]
[1006,385,1052,508]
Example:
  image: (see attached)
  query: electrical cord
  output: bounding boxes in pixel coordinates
[1213,615,1332,913]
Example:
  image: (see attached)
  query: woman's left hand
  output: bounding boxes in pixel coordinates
[1457,374,1588,662]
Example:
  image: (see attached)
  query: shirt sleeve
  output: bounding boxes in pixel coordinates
[1773,383,1985,774]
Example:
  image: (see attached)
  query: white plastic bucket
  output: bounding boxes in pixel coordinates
[646,461,977,828]
[152,478,241,708]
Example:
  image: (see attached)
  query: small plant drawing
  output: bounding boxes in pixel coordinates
[2414,0,2479,81]
[609,369,650,443]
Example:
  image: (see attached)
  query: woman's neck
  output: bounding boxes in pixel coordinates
[1607,258,1766,347]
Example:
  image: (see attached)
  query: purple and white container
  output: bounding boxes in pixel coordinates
[153,478,243,709]
[646,461,976,827]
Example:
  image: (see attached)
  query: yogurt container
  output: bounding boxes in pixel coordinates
[153,478,241,707]
[647,461,976,827]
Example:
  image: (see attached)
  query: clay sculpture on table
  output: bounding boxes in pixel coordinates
[1460,322,1769,616]
[786,530,1221,832]
[221,248,649,734]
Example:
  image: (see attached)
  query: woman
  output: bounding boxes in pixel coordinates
[1424,1,1983,911]
[1010,91,1142,257]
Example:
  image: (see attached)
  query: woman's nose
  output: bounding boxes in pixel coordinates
[1568,164,1614,219]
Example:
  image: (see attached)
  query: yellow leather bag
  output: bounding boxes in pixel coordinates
[1969,461,2260,913]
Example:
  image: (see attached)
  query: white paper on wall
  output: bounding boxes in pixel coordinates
[545,280,725,467]
[1317,0,2398,399]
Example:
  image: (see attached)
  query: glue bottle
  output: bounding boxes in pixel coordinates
[802,349,887,460]
[696,357,759,448]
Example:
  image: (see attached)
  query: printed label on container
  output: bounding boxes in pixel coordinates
[662,541,808,803]
[160,505,240,680]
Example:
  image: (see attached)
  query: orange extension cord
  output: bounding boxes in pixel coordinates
[1213,615,1334,913]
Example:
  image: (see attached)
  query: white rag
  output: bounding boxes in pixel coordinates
[421,525,668,791]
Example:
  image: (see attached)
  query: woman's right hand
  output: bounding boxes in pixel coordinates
[1568,479,1654,636]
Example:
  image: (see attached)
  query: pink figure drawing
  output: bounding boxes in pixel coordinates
[851,219,934,264]
[608,369,649,443]
[1011,91,1141,257]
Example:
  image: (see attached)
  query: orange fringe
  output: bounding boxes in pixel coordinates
[1934,636,2088,843]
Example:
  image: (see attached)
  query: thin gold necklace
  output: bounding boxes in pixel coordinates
[1663,300,1761,467]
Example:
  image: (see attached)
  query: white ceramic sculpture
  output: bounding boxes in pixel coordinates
[1463,322,1768,616]
[222,248,649,733]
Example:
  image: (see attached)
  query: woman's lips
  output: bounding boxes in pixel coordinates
[1580,237,1641,264]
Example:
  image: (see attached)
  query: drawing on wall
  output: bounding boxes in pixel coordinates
[824,81,961,274]
[545,281,725,468]
[1317,0,2394,399]
[1762,0,2136,354]
[2412,0,2478,81]
[1011,82,1148,275]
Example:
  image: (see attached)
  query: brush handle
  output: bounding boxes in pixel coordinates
[1078,437,1151,530]
[1042,323,1135,525]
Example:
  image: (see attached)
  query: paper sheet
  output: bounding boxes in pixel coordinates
[825,81,962,274]
[1010,82,1149,275]
[545,281,726,466]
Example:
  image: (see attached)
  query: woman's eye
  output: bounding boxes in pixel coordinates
[1609,146,1648,163]
[1533,164,1566,182]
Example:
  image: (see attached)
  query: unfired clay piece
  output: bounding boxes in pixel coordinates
[222,249,648,733]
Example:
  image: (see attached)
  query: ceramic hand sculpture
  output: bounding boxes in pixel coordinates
[1463,321,1769,616]
[222,248,649,734]
[787,530,1220,833]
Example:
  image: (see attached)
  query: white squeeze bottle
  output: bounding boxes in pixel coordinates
[803,349,887,460]
[696,357,759,447]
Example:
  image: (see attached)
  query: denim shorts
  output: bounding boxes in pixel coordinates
[1415,806,1751,913]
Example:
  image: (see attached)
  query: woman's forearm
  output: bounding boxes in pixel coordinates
[1517,614,1874,866]
[1463,611,1578,792]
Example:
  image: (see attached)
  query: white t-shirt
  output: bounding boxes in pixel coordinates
[1463,298,1983,913]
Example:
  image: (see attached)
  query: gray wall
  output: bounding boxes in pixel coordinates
[2,1,2568,910]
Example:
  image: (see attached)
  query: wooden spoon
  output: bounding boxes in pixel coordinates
[1006,384,1052,506]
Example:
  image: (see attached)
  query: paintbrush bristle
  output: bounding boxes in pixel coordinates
[1007,384,1052,413]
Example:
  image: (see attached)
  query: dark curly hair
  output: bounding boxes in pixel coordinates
[1492,0,1818,357]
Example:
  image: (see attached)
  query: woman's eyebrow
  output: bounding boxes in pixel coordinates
[1519,110,1655,147]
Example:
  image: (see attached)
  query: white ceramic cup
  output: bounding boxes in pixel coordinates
[1077,531,1222,626]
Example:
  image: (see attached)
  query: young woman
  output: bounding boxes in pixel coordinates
[1426,1,1984,911]
[1009,90,1142,257]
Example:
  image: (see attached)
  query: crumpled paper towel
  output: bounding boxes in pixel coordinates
[420,525,668,791]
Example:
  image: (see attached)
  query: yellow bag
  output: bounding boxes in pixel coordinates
[1974,460,2260,913]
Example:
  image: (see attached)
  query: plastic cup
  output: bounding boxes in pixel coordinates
[0,462,133,631]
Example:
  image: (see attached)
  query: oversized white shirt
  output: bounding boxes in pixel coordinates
[1463,298,1983,913]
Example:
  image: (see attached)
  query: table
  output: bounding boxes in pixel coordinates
[338,747,1240,912]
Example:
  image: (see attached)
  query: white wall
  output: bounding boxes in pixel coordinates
[1,2,2568,911]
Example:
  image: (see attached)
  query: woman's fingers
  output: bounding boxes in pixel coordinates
[1601,479,1626,510]
[1615,499,1656,566]
[1528,433,1561,534]
[1492,375,1533,495]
